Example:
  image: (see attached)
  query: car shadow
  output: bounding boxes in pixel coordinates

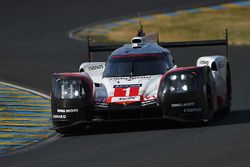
[62,109,250,137]
[211,109,250,126]
[61,119,188,137]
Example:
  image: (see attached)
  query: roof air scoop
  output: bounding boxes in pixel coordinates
[131,37,145,48]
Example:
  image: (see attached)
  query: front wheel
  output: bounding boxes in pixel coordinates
[202,83,214,123]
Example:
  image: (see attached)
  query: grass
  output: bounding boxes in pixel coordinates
[74,6,250,45]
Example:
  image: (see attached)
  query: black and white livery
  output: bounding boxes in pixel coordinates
[51,30,231,134]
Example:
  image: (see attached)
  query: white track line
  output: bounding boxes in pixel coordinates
[0,81,50,99]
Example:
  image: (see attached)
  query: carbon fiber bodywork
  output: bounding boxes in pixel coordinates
[51,73,95,129]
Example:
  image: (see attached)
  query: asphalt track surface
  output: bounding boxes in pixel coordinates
[1,0,250,166]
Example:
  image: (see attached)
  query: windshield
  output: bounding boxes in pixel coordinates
[103,53,172,77]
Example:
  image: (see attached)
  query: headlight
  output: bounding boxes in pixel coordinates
[170,75,177,81]
[168,74,192,94]
[180,74,186,80]
[60,80,85,99]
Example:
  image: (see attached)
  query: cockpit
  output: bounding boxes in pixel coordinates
[103,52,174,77]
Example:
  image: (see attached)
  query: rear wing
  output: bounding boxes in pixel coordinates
[87,29,229,62]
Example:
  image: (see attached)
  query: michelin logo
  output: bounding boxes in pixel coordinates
[184,108,202,113]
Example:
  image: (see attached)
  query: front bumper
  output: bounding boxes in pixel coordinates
[52,93,210,132]
[52,100,163,130]
[92,101,161,120]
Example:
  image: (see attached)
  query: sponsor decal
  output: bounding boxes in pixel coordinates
[171,102,195,108]
[109,76,151,81]
[53,115,67,119]
[66,109,78,113]
[171,103,202,113]
[57,109,79,113]
[111,96,141,103]
[199,60,209,65]
[88,64,104,71]
[113,84,142,88]
[183,108,202,113]
[57,109,65,113]
[143,96,156,101]
[95,97,107,103]
[119,96,138,101]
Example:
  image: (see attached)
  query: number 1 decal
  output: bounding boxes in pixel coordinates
[114,87,140,97]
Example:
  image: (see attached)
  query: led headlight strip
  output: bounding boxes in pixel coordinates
[59,80,85,99]
[168,74,191,93]
[160,66,199,95]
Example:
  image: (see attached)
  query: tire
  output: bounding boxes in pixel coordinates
[199,82,213,124]
[221,64,232,114]
[204,83,214,122]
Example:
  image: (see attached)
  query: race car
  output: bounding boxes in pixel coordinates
[51,29,231,134]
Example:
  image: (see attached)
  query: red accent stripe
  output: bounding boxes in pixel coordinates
[106,97,112,103]
[105,95,156,105]
[106,97,139,105]
[161,66,199,81]
[112,53,161,59]
[54,72,89,78]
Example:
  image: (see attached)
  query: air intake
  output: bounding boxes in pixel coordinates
[131,37,145,48]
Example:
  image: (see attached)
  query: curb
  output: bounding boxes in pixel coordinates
[0,81,50,99]
[0,81,55,155]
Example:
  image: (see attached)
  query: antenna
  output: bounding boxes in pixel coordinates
[137,12,145,37]
[225,28,229,59]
